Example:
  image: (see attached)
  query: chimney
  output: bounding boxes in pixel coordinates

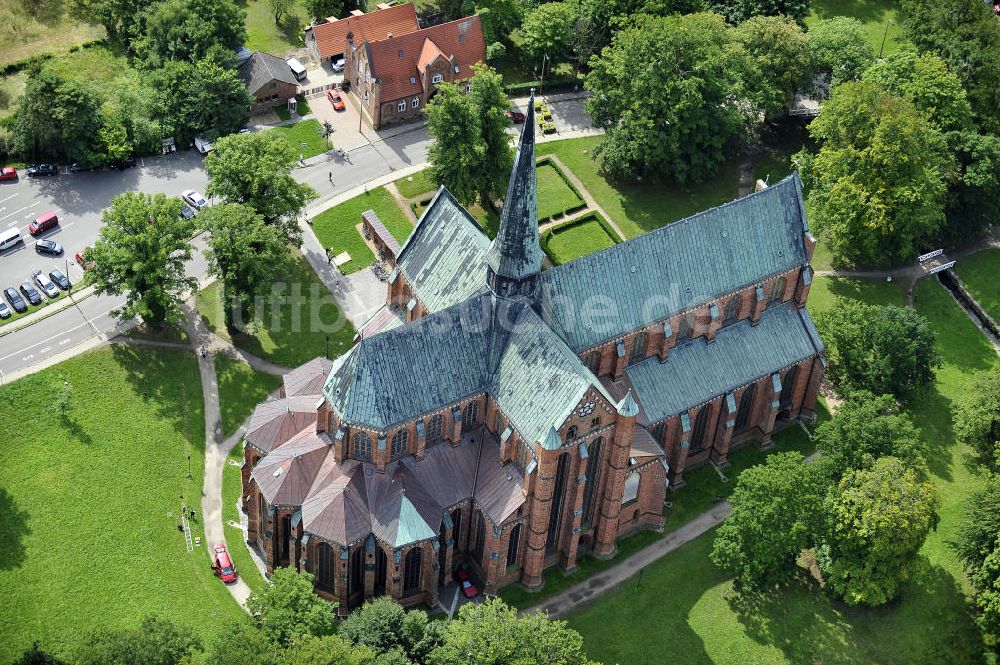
[387,31,393,38]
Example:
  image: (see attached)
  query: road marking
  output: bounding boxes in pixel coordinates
[40,346,52,353]
[0,193,18,204]
[0,306,118,363]
[0,202,39,222]
[59,338,70,345]
[22,354,33,361]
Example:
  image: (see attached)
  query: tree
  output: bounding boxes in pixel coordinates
[957,475,1000,573]
[485,41,507,64]
[900,0,1000,133]
[709,0,809,23]
[13,67,103,163]
[943,130,1000,246]
[138,0,246,65]
[339,597,408,654]
[954,368,1000,469]
[246,568,336,646]
[279,634,374,665]
[204,132,316,242]
[807,17,875,91]
[585,12,750,183]
[796,82,952,266]
[428,598,598,665]
[710,452,827,588]
[200,204,289,323]
[971,537,1000,639]
[815,300,941,400]
[74,615,202,665]
[821,456,939,606]
[11,643,69,665]
[520,2,576,64]
[302,0,345,22]
[813,390,925,480]
[204,620,281,665]
[476,0,522,44]
[426,64,512,207]
[70,0,150,45]
[734,15,811,122]
[149,58,251,144]
[270,0,293,23]
[87,193,196,327]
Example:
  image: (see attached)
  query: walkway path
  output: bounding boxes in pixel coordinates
[544,154,627,241]
[524,501,733,619]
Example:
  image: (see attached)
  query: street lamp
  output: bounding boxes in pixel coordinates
[538,53,549,97]
[325,334,330,360]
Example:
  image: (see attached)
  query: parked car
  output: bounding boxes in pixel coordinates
[179,204,197,221]
[26,164,58,177]
[33,271,59,298]
[331,56,345,73]
[327,90,346,112]
[35,239,63,256]
[74,246,96,270]
[0,301,10,319]
[69,162,97,173]
[181,189,208,209]
[28,211,59,235]
[0,166,17,181]
[108,157,136,170]
[19,281,42,305]
[49,267,71,290]
[194,137,213,155]
[211,544,238,583]
[4,286,26,312]
[454,567,478,598]
[507,110,526,124]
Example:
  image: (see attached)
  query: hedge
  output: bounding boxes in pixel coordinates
[504,75,583,96]
[0,39,107,77]
[540,211,621,266]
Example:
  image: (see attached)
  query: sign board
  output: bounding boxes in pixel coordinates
[928,261,956,275]
[918,249,943,262]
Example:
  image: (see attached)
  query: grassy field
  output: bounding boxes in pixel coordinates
[311,187,413,274]
[274,95,312,121]
[954,248,1000,323]
[0,346,242,661]
[222,448,268,595]
[0,70,26,121]
[537,162,585,221]
[394,170,437,200]
[241,0,308,56]
[197,250,356,368]
[271,119,329,159]
[536,137,740,239]
[806,274,906,314]
[542,213,617,266]
[805,0,907,56]
[0,0,104,67]
[565,273,991,664]
[215,353,283,438]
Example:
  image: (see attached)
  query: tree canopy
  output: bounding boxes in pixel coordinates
[520,2,577,64]
[806,17,876,91]
[148,58,251,144]
[246,568,336,647]
[302,0,345,22]
[953,368,1000,469]
[73,615,201,665]
[814,300,941,400]
[137,0,246,65]
[733,15,810,122]
[796,81,953,266]
[711,452,826,588]
[821,456,939,606]
[709,0,809,23]
[13,68,103,164]
[957,474,1000,573]
[87,192,196,326]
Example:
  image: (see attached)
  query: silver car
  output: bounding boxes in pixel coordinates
[33,270,60,298]
[181,189,208,209]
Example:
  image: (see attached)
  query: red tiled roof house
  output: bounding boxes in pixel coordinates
[305,3,419,64]
[346,15,486,130]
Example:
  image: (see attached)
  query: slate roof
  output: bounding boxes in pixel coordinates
[395,186,490,312]
[283,357,334,397]
[538,174,811,352]
[626,303,824,425]
[310,3,418,59]
[365,16,485,101]
[237,51,297,95]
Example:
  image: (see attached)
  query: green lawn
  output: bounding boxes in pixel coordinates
[275,95,313,121]
[565,275,991,664]
[954,247,1000,323]
[394,170,437,200]
[805,0,908,56]
[0,71,27,121]
[0,346,242,661]
[752,118,812,186]
[215,353,283,438]
[197,250,356,368]
[0,0,104,67]
[241,0,308,56]
[536,162,585,221]
[222,448,268,595]
[536,136,741,239]
[311,187,413,274]
[542,214,617,266]
[807,275,907,315]
[270,119,329,159]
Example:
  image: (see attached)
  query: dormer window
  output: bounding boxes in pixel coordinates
[431,73,443,84]
[409,76,416,84]
[453,65,460,73]
[398,49,404,58]
[459,34,464,43]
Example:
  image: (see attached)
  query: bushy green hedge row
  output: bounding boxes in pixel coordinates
[0,40,106,77]
[540,211,621,266]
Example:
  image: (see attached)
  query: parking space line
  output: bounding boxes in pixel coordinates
[0,193,18,204]
[0,202,40,223]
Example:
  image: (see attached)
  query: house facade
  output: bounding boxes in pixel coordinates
[236,51,298,112]
[240,96,825,614]
[345,15,485,130]
[305,3,419,65]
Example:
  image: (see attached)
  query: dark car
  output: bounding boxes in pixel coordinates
[179,204,197,221]
[49,267,71,290]
[4,287,26,313]
[19,281,41,305]
[26,164,59,177]
[69,162,97,173]
[108,157,136,171]
[506,110,526,124]
[35,239,63,256]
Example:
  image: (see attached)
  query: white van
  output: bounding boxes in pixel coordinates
[0,227,23,252]
[194,136,213,154]
[287,58,307,82]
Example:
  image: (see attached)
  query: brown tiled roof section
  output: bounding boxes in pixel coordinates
[283,357,334,398]
[252,429,332,505]
[416,38,444,71]
[630,425,665,460]
[311,3,418,59]
[367,15,485,101]
[245,396,319,454]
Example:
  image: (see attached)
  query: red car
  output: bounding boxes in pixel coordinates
[74,247,95,270]
[506,110,526,124]
[211,544,238,583]
[327,90,346,112]
[455,568,477,598]
[0,166,16,181]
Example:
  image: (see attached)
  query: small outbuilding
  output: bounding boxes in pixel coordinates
[238,51,299,112]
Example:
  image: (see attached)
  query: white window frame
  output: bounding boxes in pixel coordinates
[411,97,419,109]
[622,472,640,504]
[431,73,443,84]
[397,100,406,112]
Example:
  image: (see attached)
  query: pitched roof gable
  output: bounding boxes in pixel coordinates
[538,173,811,351]
[311,3,419,59]
[237,51,298,94]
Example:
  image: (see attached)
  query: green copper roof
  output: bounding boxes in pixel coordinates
[538,174,810,351]
[542,426,562,450]
[626,303,823,424]
[396,186,491,312]
[485,93,541,282]
[394,494,437,547]
[618,390,639,417]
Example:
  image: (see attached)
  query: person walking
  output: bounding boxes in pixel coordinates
[328,171,333,183]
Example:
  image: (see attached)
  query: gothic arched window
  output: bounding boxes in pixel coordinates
[353,431,371,460]
[391,429,408,458]
[403,547,422,595]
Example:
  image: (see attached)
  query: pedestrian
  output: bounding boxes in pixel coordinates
[328,171,333,183]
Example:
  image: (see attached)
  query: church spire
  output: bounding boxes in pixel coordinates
[485,90,542,299]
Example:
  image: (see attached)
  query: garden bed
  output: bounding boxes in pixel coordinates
[536,157,586,222]
[541,213,619,265]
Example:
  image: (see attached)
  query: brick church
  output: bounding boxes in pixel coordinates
[240,95,825,613]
